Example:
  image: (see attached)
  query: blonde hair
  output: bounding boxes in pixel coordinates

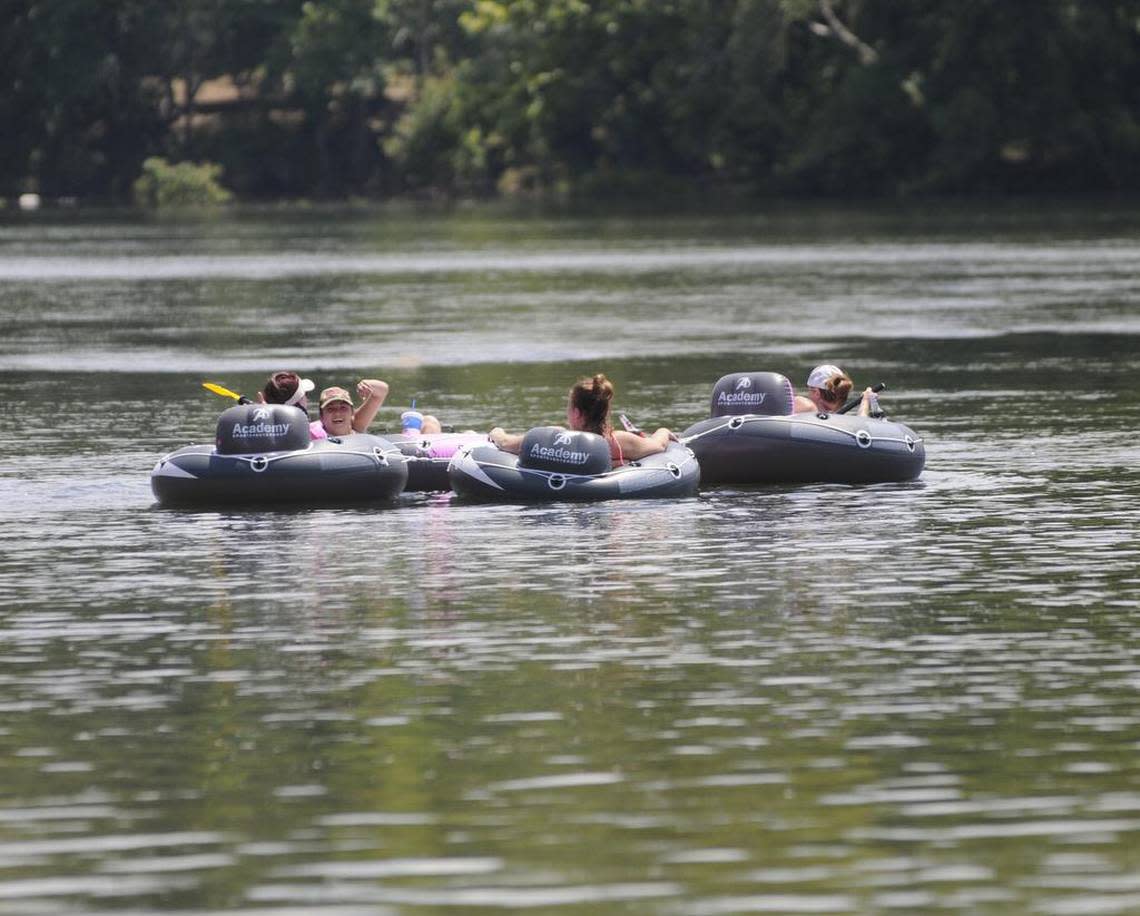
[815,371,853,405]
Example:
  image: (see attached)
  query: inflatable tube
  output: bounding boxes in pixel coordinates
[448,426,700,502]
[387,432,488,491]
[681,372,925,485]
[151,404,409,507]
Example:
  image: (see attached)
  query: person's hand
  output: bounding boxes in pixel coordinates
[357,378,388,400]
[489,427,506,447]
[859,387,881,417]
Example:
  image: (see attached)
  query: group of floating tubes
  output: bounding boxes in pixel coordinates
[151,372,925,507]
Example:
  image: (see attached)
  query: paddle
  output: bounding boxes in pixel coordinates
[203,382,252,405]
[837,382,885,415]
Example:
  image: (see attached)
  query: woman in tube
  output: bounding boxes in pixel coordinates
[488,373,673,467]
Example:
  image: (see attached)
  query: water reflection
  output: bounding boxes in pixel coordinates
[1,210,1139,913]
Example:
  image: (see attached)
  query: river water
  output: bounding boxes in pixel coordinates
[1,203,1138,914]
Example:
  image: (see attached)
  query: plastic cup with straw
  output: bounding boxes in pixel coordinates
[401,398,424,435]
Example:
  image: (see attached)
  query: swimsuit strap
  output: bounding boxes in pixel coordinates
[608,432,624,467]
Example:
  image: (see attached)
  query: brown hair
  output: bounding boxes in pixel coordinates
[816,372,853,405]
[262,371,304,405]
[569,373,615,436]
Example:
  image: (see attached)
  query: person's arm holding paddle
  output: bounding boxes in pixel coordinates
[839,383,885,417]
[856,387,876,417]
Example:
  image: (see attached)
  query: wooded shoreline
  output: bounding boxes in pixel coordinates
[6,1,1139,205]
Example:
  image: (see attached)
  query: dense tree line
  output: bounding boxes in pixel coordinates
[4,0,1139,203]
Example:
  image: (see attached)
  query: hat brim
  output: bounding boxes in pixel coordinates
[284,376,316,406]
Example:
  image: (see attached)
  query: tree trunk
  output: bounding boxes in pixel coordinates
[813,0,878,65]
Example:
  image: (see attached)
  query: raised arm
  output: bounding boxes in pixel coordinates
[351,379,389,432]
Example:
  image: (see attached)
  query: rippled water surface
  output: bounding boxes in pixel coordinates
[1,204,1139,914]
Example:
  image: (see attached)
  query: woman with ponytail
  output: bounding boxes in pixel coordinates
[489,373,673,466]
[793,364,877,417]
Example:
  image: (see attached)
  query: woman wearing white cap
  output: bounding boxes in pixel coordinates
[793,364,876,416]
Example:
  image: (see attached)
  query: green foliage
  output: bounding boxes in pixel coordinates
[384,75,500,195]
[4,0,1139,200]
[132,158,232,209]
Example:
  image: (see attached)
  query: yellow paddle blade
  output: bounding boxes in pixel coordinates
[202,382,242,401]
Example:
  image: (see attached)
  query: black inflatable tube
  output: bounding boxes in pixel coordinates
[386,432,489,492]
[681,412,924,485]
[151,434,409,507]
[448,440,700,502]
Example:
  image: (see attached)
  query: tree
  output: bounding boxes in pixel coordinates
[0,1,169,200]
[267,0,390,194]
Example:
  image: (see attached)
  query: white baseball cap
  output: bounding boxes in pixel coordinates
[806,364,845,389]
